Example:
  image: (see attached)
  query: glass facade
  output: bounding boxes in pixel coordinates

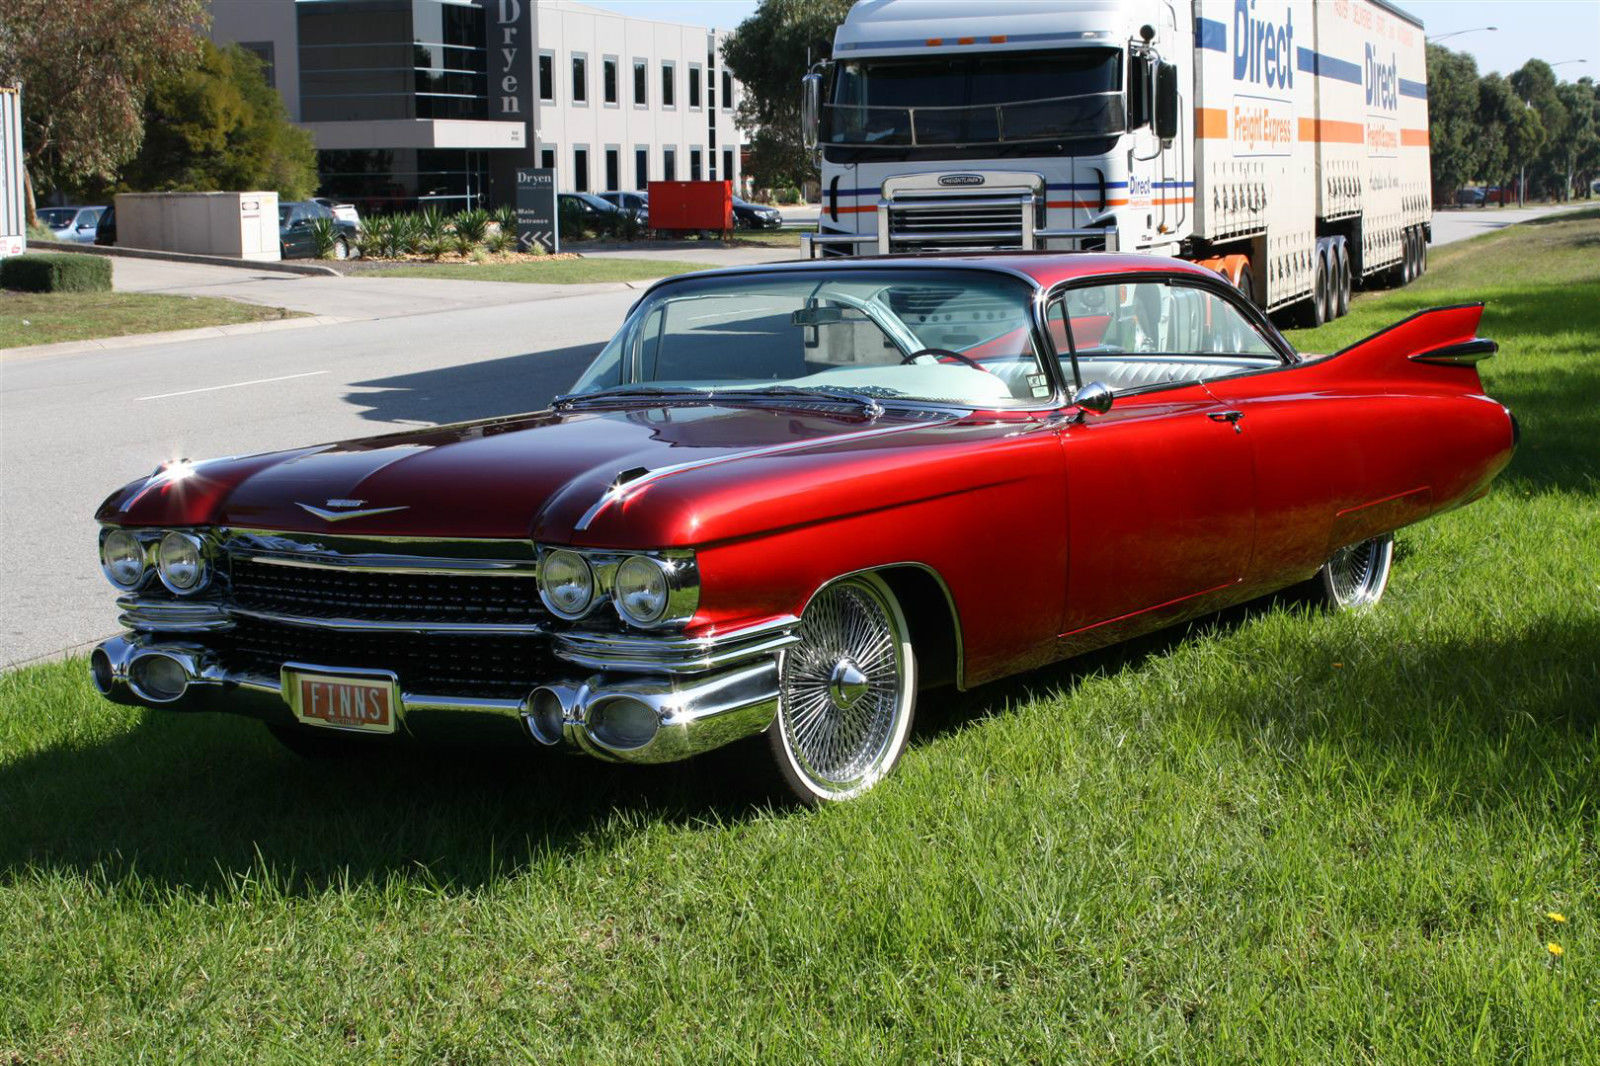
[318,148,490,214]
[298,0,487,121]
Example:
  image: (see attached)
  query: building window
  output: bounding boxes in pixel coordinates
[539,52,554,102]
[709,125,717,149]
[573,147,589,192]
[689,148,702,181]
[604,147,620,191]
[635,146,649,189]
[722,149,734,185]
[298,1,488,122]
[661,61,675,108]
[571,53,587,104]
[541,147,556,172]
[663,146,676,181]
[239,42,276,89]
[722,71,732,106]
[603,56,618,105]
[633,58,647,105]
[688,64,701,109]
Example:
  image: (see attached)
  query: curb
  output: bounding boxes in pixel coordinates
[26,239,342,277]
[0,314,352,360]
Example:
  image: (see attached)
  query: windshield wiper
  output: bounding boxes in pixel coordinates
[553,384,886,420]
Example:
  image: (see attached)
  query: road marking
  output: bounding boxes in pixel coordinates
[136,370,328,401]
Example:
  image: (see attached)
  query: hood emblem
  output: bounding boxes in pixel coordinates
[296,498,410,522]
[939,173,985,187]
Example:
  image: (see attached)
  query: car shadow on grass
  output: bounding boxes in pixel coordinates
[343,342,602,426]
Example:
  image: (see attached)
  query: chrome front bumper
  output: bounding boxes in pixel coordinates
[90,630,785,765]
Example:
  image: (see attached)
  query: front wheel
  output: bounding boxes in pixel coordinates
[767,574,917,804]
[1307,533,1395,610]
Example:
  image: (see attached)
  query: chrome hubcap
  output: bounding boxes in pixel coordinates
[1326,534,1393,607]
[781,581,906,790]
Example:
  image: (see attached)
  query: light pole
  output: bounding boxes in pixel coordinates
[1426,26,1496,44]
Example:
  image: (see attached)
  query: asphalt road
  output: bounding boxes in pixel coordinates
[2,203,1587,667]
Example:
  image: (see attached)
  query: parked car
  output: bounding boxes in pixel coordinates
[596,190,649,220]
[278,200,358,259]
[732,197,783,229]
[562,191,640,224]
[87,254,1515,803]
[94,206,116,246]
[38,205,105,243]
[312,197,361,228]
[1454,187,1485,207]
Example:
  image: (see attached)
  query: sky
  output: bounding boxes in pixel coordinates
[579,0,1600,81]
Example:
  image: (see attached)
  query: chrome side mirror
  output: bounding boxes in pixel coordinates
[1072,381,1114,418]
[801,72,822,150]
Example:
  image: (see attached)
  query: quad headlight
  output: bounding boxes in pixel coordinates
[613,555,672,626]
[536,547,698,628]
[100,529,148,589]
[540,549,595,618]
[156,531,210,594]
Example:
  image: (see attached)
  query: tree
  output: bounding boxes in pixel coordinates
[1510,59,1567,202]
[1554,79,1598,200]
[122,41,317,199]
[0,0,207,220]
[1476,74,1545,206]
[721,0,853,192]
[1425,44,1483,205]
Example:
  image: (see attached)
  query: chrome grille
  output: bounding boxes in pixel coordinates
[220,617,546,698]
[886,197,1030,251]
[227,558,543,629]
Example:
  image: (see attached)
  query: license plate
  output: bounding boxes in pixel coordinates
[282,666,398,734]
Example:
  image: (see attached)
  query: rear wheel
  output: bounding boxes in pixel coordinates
[1299,251,1329,327]
[1334,241,1351,317]
[1416,230,1427,276]
[767,573,917,804]
[1306,534,1395,610]
[1402,229,1417,284]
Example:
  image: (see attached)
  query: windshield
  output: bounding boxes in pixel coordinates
[571,269,1053,409]
[39,208,76,228]
[825,48,1123,153]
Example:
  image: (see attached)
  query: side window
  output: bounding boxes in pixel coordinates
[1048,280,1280,394]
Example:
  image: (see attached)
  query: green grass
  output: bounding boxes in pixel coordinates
[0,291,301,350]
[3,214,1598,1062]
[355,257,709,284]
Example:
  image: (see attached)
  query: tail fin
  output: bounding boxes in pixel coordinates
[1328,303,1494,386]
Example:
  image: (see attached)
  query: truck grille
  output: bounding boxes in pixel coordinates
[228,558,543,628]
[886,196,1030,252]
[219,617,548,698]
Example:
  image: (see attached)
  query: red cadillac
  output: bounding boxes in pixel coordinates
[90,254,1515,803]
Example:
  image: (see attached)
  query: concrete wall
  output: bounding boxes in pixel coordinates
[114,192,281,261]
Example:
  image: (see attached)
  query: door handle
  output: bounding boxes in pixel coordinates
[1208,410,1244,432]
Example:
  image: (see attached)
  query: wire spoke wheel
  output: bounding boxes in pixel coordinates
[1319,533,1395,609]
[770,574,915,803]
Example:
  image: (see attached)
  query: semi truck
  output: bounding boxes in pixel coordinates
[801,0,1432,325]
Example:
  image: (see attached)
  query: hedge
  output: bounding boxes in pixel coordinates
[0,253,113,293]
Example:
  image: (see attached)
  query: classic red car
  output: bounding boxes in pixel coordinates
[90,254,1515,803]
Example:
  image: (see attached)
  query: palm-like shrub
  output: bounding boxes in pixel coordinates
[453,208,491,246]
[308,217,345,258]
[485,227,516,254]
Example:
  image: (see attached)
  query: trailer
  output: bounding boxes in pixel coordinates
[801,0,1432,325]
[1,86,25,258]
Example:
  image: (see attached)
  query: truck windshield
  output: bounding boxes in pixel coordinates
[825,48,1123,153]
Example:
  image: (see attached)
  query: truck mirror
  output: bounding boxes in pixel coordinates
[801,72,822,150]
[1155,62,1179,142]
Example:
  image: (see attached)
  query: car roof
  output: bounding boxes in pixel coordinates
[642,252,1223,290]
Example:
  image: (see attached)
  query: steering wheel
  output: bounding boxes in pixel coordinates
[899,347,992,373]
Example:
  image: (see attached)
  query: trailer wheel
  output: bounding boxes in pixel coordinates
[1334,242,1351,317]
[1235,263,1254,307]
[1306,250,1329,327]
[1402,230,1417,284]
[1417,231,1427,276]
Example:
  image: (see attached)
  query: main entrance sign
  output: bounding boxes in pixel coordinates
[515,168,558,253]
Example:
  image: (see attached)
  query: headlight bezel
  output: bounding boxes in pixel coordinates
[536,546,699,629]
[612,554,673,626]
[155,530,211,595]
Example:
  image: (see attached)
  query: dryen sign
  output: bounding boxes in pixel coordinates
[515,168,558,254]
[488,0,533,122]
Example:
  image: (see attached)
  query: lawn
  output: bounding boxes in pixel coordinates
[353,256,709,284]
[2,213,1597,1061]
[0,291,301,350]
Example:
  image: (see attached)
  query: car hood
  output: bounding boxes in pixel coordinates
[97,402,1009,544]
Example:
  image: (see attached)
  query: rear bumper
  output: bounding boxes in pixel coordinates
[90,630,782,765]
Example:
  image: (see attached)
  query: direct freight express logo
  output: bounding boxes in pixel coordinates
[1365,43,1399,110]
[1232,0,1295,90]
[1232,95,1295,156]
